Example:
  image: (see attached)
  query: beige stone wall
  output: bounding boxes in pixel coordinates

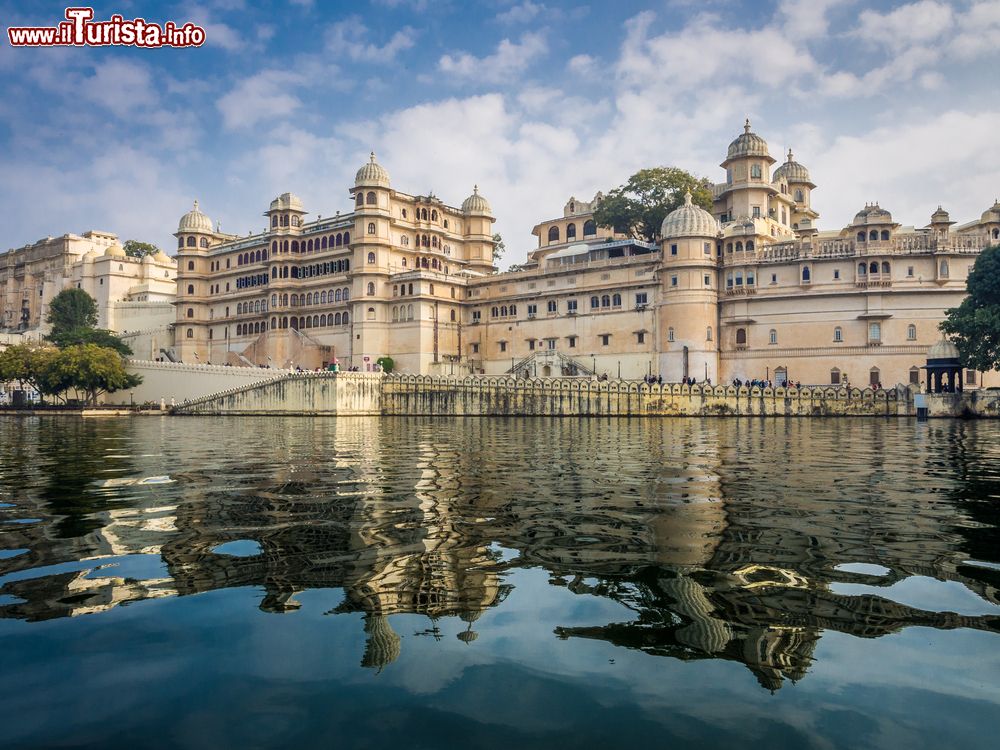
[104,359,295,406]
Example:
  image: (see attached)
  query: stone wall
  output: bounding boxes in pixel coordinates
[105,360,296,406]
[175,372,926,417]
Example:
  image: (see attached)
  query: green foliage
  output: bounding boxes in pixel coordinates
[375,356,395,373]
[41,344,142,405]
[593,167,715,242]
[123,240,161,258]
[46,288,98,333]
[492,233,505,262]
[47,327,132,356]
[0,342,59,396]
[941,245,1000,372]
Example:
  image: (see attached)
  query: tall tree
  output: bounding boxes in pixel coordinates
[0,342,59,399]
[940,244,1000,372]
[41,344,142,405]
[593,167,715,243]
[122,239,161,258]
[492,232,505,263]
[47,327,132,356]
[46,288,98,332]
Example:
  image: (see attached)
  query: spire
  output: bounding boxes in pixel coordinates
[683,190,693,205]
[787,148,794,162]
[473,184,479,194]
[744,117,751,133]
[193,199,199,211]
[370,151,376,162]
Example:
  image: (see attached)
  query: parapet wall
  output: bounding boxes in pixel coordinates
[174,372,940,417]
[106,360,296,406]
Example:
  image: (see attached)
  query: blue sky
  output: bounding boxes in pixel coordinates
[2,0,999,263]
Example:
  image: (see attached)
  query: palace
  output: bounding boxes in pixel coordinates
[173,122,1000,388]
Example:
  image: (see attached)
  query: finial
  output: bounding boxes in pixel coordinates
[193,199,199,211]
[744,117,751,133]
[787,148,794,161]
[370,151,376,162]
[473,184,479,194]
[683,190,692,205]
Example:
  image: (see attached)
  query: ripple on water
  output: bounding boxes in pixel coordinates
[211,540,263,557]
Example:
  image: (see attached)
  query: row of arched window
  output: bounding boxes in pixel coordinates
[590,294,622,309]
[491,305,518,318]
[268,233,351,256]
[857,261,892,275]
[356,191,378,206]
[547,220,598,243]
[857,229,892,242]
[237,322,266,336]
[237,249,267,265]
[269,288,351,307]
[271,313,349,330]
[179,236,210,248]
[237,300,266,315]
[270,214,301,228]
[725,240,755,253]
[236,273,268,289]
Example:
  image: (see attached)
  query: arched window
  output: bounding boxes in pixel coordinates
[583,219,596,236]
[344,232,350,244]
[590,296,599,309]
[880,230,890,241]
[320,291,327,303]
[431,210,437,221]
[272,294,278,306]
[870,261,879,274]
[510,305,516,316]
[706,326,713,341]
[367,282,375,296]
[200,237,209,248]
[994,228,999,239]
[367,222,376,235]
[750,164,762,179]
[367,251,376,264]
[907,324,916,340]
[392,307,399,322]
[187,308,194,318]
[501,305,508,317]
[186,236,196,247]
[177,237,183,248]
[858,262,866,275]
[272,215,279,227]
[356,193,363,206]
[421,208,428,220]
[282,215,289,227]
[306,293,313,306]
[612,293,621,307]
[668,327,675,342]
[746,240,754,252]
[336,234,342,247]
[335,312,342,325]
[769,329,777,344]
[834,326,843,342]
[857,232,865,243]
[432,236,439,248]
[406,305,413,320]
[830,368,841,385]
[187,284,194,294]
[736,241,743,252]
[802,267,811,282]
[869,230,878,241]
[566,223,577,240]
[881,261,890,274]
[366,191,376,205]
[869,367,881,386]
[492,306,499,317]
[343,312,349,324]
[548,226,560,243]
[292,241,299,253]
[795,189,804,202]
[450,310,456,321]
[601,295,610,307]
[366,307,375,320]
[186,328,193,339]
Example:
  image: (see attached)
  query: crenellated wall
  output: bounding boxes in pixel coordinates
[170,372,987,417]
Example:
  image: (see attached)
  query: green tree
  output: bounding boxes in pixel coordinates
[492,232,505,263]
[593,167,714,243]
[0,342,59,399]
[42,344,142,405]
[375,356,395,373]
[46,288,98,332]
[47,327,132,356]
[122,239,161,258]
[940,244,1000,372]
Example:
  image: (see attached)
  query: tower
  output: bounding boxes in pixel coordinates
[174,200,215,363]
[773,149,819,236]
[658,192,721,383]
[351,152,392,369]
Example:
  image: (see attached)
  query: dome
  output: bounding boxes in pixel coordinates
[141,253,155,264]
[772,149,812,185]
[930,206,953,224]
[853,202,893,225]
[660,191,719,239]
[104,243,126,258]
[355,151,390,187]
[178,200,213,233]
[269,192,304,213]
[927,338,959,361]
[980,199,1000,223]
[461,185,492,215]
[82,248,100,262]
[153,250,173,264]
[726,118,772,161]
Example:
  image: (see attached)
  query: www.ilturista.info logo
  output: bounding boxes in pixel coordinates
[7,7,206,47]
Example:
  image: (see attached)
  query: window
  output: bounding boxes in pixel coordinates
[199,237,209,248]
[857,232,866,243]
[870,367,881,386]
[187,284,194,294]
[907,266,914,277]
[499,341,507,352]
[590,296,599,309]
[834,269,840,280]
[367,282,375,296]
[186,328,193,338]
[567,299,578,314]
[909,367,920,385]
[858,262,867,275]
[527,304,537,316]
[566,223,576,240]
[907,324,916,341]
[367,252,376,264]
[868,322,881,343]
[187,308,194,318]
[834,327,843,342]
[704,274,711,287]
[528,339,536,351]
[704,242,711,255]
[186,236,195,247]
[770,273,777,284]
[736,328,746,346]
[752,206,761,218]
[750,164,762,179]
[583,220,596,236]
[966,370,977,385]
[637,331,645,344]
[670,243,678,256]
[568,336,577,348]
[367,222,376,235]
[600,334,610,346]
[367,307,375,320]
[802,267,811,282]
[671,275,678,287]
[635,292,648,306]
[727,273,734,288]
[668,327,675,342]
[881,230,890,241]
[366,191,376,205]
[795,189,804,202]
[706,327,712,342]
[882,261,890,275]
[188,261,195,270]
[769,329,777,344]
[601,295,611,307]
[548,226,560,243]
[612,294,621,307]
[939,260,949,277]
[831,368,841,385]
[547,300,557,313]
[472,343,479,354]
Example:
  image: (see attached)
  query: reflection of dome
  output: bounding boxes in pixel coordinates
[461,185,492,215]
[178,200,213,233]
[355,151,390,187]
[104,243,126,258]
[853,202,893,225]
[457,629,479,643]
[269,192,304,213]
[727,118,772,161]
[675,618,732,654]
[772,149,812,184]
[660,191,719,239]
[927,338,959,360]
[360,614,401,672]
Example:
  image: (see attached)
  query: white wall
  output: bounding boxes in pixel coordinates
[103,360,295,406]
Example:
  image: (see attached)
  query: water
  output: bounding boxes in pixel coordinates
[1,416,999,749]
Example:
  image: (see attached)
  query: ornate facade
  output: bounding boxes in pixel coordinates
[174,126,1000,387]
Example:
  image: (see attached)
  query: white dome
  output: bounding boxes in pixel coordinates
[104,243,126,258]
[980,200,1000,223]
[461,185,492,215]
[772,149,812,184]
[927,338,959,360]
[661,191,719,239]
[726,119,772,161]
[82,248,100,262]
[355,151,390,187]
[853,203,893,225]
[153,250,173,264]
[178,200,213,233]
[269,192,304,212]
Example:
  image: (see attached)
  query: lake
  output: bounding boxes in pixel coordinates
[1,415,999,749]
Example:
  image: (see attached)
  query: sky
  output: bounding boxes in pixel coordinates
[1,0,999,264]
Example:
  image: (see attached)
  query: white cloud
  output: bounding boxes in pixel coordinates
[325,16,417,62]
[567,54,597,76]
[216,70,305,130]
[778,0,850,39]
[855,0,954,50]
[497,1,544,24]
[439,32,548,84]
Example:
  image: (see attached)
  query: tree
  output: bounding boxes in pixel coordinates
[940,244,1000,372]
[47,288,98,332]
[41,344,142,405]
[593,167,714,243]
[492,233,505,263]
[0,342,59,399]
[47,327,132,356]
[123,240,161,258]
[375,356,395,373]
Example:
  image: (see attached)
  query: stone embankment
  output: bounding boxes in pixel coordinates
[169,372,1000,418]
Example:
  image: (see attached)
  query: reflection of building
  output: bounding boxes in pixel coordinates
[0,230,177,358]
[173,126,1000,387]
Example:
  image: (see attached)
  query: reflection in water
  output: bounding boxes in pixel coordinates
[1,416,999,688]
